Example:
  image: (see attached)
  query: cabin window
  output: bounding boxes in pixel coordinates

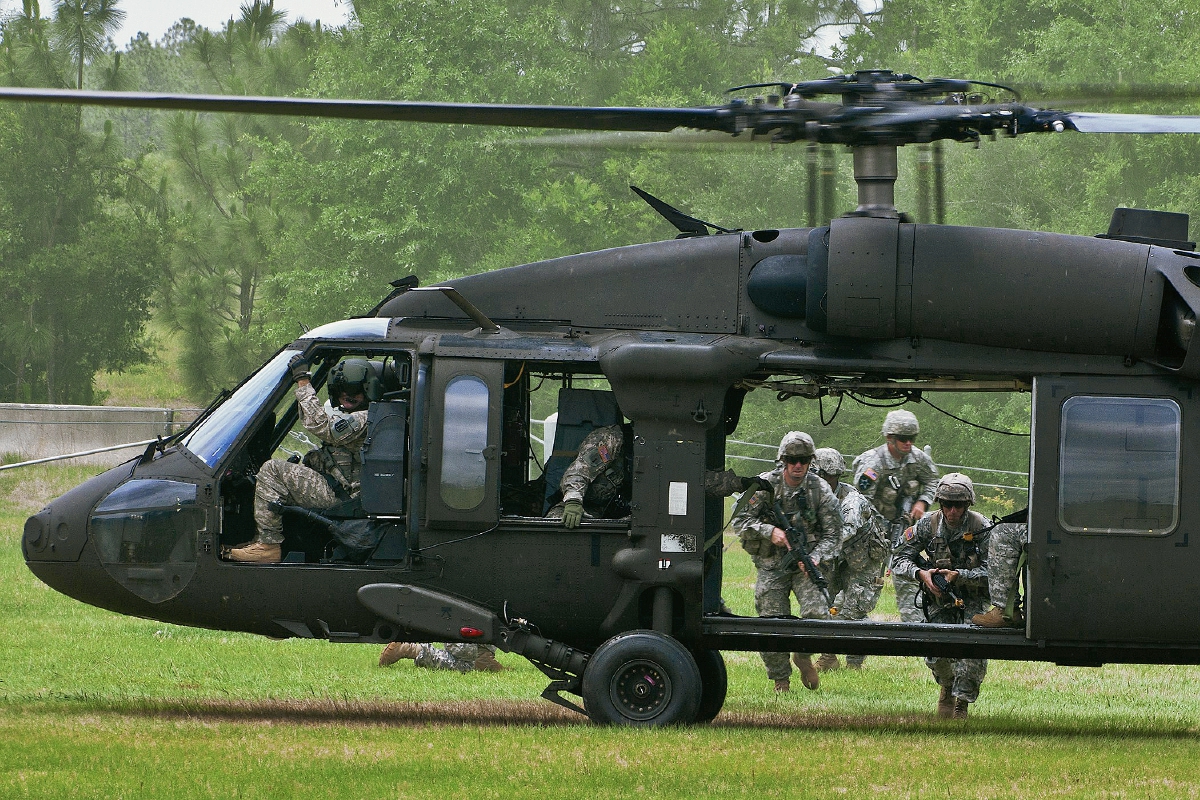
[440,375,490,510]
[1058,396,1180,535]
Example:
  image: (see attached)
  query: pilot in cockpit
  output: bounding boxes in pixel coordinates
[227,355,372,563]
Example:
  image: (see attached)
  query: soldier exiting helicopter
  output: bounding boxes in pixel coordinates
[228,355,371,563]
[732,432,843,693]
[891,473,991,719]
[548,422,751,527]
[851,409,939,624]
[810,447,890,672]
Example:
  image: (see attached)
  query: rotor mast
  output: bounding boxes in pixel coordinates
[850,144,900,219]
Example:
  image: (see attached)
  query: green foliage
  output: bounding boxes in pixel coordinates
[0,0,167,404]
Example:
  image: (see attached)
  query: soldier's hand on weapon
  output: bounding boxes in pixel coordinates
[288,354,312,383]
[940,568,959,584]
[562,499,584,528]
[918,568,944,598]
[770,527,790,549]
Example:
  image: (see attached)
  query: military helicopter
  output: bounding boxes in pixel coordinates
[16,70,1200,726]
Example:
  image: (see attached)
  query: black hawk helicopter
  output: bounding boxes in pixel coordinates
[17,70,1200,726]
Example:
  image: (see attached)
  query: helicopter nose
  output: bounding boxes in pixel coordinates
[24,464,132,564]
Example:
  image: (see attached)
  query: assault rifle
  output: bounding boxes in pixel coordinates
[913,551,965,620]
[772,500,837,615]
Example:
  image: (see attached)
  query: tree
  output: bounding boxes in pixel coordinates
[0,0,167,404]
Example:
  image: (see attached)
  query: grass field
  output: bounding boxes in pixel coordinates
[3,466,1199,799]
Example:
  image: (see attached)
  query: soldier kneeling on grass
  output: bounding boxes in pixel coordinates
[891,473,991,719]
[378,642,505,673]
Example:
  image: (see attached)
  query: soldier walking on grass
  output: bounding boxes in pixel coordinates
[810,448,890,672]
[891,473,991,719]
[732,432,843,693]
[852,409,939,624]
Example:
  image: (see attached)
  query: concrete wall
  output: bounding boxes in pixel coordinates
[0,404,191,467]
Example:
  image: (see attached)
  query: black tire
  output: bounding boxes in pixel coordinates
[692,648,727,723]
[582,630,702,727]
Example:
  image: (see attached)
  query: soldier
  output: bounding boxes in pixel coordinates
[550,422,752,527]
[732,432,844,692]
[971,522,1028,628]
[229,356,371,563]
[851,409,939,623]
[892,473,991,719]
[811,448,890,672]
[379,642,505,673]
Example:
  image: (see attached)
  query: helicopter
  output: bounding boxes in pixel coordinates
[16,69,1200,726]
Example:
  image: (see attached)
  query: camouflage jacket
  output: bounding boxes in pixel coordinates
[732,467,843,564]
[851,443,939,523]
[297,381,369,494]
[560,424,629,515]
[834,481,889,551]
[892,509,990,597]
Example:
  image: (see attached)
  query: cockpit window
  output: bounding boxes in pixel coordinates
[298,318,390,340]
[184,350,293,467]
[1058,396,1180,535]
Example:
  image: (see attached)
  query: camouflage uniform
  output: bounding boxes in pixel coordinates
[414,643,499,673]
[827,481,890,621]
[985,522,1027,614]
[892,509,991,703]
[732,467,844,682]
[554,424,629,519]
[549,424,746,519]
[252,381,369,545]
[851,443,938,622]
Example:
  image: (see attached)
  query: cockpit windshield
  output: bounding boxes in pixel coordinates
[183,350,294,467]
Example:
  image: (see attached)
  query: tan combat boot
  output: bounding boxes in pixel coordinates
[379,641,422,667]
[774,678,791,693]
[937,684,954,718]
[793,653,819,690]
[228,542,282,563]
[473,650,506,672]
[952,697,970,719]
[972,606,1013,628]
[815,653,841,673]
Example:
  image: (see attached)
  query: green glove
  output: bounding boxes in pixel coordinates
[562,499,584,528]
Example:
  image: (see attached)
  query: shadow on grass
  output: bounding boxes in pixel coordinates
[11,698,1200,738]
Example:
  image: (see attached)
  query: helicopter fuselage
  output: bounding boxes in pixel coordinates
[23,214,1200,722]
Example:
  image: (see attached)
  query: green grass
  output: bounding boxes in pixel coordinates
[3,467,1200,798]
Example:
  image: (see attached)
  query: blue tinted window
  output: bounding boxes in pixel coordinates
[184,350,293,467]
[1059,396,1180,534]
[440,375,489,510]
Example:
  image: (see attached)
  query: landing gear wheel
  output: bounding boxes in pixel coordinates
[692,648,727,723]
[582,630,702,727]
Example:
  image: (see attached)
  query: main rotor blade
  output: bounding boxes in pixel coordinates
[0,86,732,133]
[1066,111,1200,133]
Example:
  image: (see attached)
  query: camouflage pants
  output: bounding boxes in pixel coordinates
[829,533,889,621]
[754,559,834,681]
[888,523,924,623]
[823,532,889,666]
[987,523,1027,611]
[414,643,498,673]
[253,459,341,545]
[924,600,988,702]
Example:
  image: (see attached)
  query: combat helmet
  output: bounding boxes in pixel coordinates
[881,409,920,437]
[777,431,815,461]
[328,358,381,403]
[812,447,846,477]
[935,473,976,505]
